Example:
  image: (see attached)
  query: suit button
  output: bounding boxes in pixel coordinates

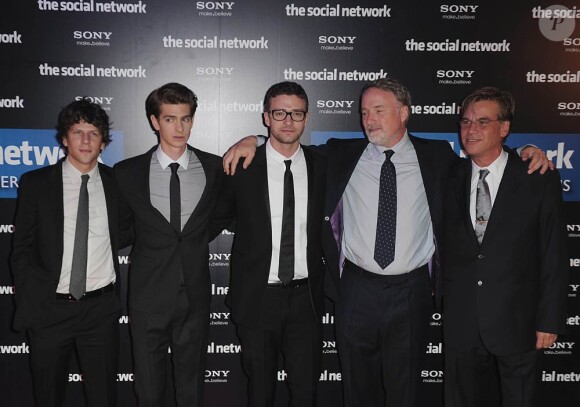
[477,254,485,260]
[477,280,483,286]
[324,216,330,221]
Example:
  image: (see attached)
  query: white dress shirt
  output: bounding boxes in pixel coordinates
[58,158,115,293]
[342,132,435,275]
[469,150,508,228]
[266,139,309,283]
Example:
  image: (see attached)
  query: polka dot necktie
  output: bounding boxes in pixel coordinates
[475,169,491,244]
[374,150,396,269]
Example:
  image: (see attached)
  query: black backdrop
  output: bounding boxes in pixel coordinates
[1,1,579,406]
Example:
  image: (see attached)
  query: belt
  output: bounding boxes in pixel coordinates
[56,282,115,302]
[343,259,428,283]
[267,278,309,288]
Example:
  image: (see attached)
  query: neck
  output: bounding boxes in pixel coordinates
[160,144,187,161]
[472,148,503,168]
[271,140,300,158]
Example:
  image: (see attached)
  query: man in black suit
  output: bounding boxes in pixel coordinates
[223,78,550,407]
[212,82,325,407]
[11,99,125,407]
[114,83,223,407]
[442,87,568,407]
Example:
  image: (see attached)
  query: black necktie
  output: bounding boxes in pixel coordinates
[70,174,90,300]
[475,169,491,244]
[374,150,396,269]
[169,163,181,232]
[278,160,295,284]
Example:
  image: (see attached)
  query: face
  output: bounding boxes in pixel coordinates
[263,94,308,156]
[62,121,105,173]
[360,87,409,148]
[151,103,194,158]
[460,100,510,167]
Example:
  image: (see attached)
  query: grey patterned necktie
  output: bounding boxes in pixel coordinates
[70,174,90,300]
[475,169,491,244]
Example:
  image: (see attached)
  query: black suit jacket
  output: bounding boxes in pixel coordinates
[321,135,457,303]
[443,150,568,356]
[114,145,223,314]
[11,161,124,331]
[211,144,326,328]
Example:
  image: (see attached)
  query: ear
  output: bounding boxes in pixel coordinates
[151,115,161,131]
[399,105,410,123]
[263,112,271,127]
[500,120,510,139]
[62,136,68,147]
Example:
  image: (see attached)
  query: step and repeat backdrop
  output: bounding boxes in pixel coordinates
[1,0,579,406]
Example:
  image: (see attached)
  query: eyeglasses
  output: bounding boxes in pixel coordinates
[269,110,307,122]
[459,118,502,129]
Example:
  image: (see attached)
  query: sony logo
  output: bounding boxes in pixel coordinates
[436,70,475,78]
[440,5,479,13]
[196,2,234,10]
[319,35,356,44]
[205,370,230,378]
[316,100,354,108]
[196,67,235,75]
[73,31,112,40]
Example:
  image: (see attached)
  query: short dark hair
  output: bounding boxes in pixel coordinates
[55,98,112,149]
[460,87,515,122]
[145,83,198,128]
[263,81,309,112]
[361,78,412,108]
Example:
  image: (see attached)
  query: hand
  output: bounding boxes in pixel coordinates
[222,136,259,175]
[520,146,554,175]
[535,331,557,349]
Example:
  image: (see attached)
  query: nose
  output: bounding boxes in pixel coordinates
[364,112,375,127]
[283,113,293,124]
[80,133,90,143]
[176,120,184,132]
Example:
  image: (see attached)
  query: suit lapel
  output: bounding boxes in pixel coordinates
[182,146,210,233]
[410,136,439,220]
[136,147,176,231]
[303,147,317,239]
[99,164,118,255]
[49,161,65,271]
[337,141,366,201]
[454,160,479,245]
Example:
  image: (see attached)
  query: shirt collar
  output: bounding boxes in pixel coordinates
[365,130,411,161]
[471,149,508,181]
[63,157,100,183]
[156,145,191,170]
[265,139,304,165]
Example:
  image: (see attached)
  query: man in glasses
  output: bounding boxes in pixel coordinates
[211,81,325,407]
[443,87,567,407]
